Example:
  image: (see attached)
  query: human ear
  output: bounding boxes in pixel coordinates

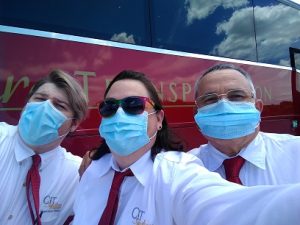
[255,99,264,113]
[70,119,80,132]
[156,110,164,130]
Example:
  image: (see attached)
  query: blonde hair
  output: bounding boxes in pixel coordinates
[28,69,88,121]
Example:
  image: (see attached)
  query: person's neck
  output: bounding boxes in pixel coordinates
[31,144,59,154]
[26,140,61,154]
[210,130,259,157]
[18,131,61,154]
[112,143,153,170]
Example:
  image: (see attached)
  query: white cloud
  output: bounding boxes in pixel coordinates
[185,0,249,24]
[289,0,300,4]
[211,7,256,60]
[110,32,135,44]
[253,5,300,62]
[211,4,300,64]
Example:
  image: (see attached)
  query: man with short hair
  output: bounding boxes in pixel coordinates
[190,63,300,185]
[0,70,88,225]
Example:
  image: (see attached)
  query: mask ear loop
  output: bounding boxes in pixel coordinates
[48,100,76,137]
[149,131,157,140]
[69,118,78,133]
[57,117,76,139]
[147,111,158,140]
[148,111,157,116]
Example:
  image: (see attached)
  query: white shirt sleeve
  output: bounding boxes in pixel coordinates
[154,152,300,225]
[0,122,8,140]
[0,122,12,156]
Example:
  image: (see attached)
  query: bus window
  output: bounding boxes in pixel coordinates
[0,0,150,46]
[151,0,257,62]
[295,51,300,92]
[253,0,300,66]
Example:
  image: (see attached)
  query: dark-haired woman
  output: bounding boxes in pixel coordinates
[73,70,300,225]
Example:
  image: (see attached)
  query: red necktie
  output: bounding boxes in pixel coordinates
[26,154,42,225]
[223,156,245,185]
[98,169,133,225]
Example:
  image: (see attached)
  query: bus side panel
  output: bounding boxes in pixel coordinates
[1,32,298,155]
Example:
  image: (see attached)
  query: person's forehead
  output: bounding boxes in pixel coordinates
[106,79,150,99]
[199,69,250,93]
[34,82,69,103]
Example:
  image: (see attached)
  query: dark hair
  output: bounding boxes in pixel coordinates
[92,70,183,161]
[194,63,256,99]
[28,69,88,121]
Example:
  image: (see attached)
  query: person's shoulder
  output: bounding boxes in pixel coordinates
[188,147,201,156]
[79,153,112,183]
[155,151,203,166]
[260,132,300,155]
[0,122,17,137]
[260,131,300,142]
[188,144,208,157]
[88,153,111,170]
[58,147,82,167]
[153,151,209,186]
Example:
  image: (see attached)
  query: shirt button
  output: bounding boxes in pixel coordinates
[23,182,26,187]
[8,215,13,220]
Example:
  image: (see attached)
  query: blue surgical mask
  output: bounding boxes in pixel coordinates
[18,100,69,146]
[99,108,156,156]
[194,99,261,139]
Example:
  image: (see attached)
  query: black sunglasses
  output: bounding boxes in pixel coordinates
[99,96,155,118]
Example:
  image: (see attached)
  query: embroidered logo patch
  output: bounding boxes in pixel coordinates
[42,195,62,212]
[131,207,153,225]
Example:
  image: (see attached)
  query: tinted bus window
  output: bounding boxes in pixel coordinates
[253,0,300,66]
[0,0,150,46]
[151,0,257,62]
[1,0,300,66]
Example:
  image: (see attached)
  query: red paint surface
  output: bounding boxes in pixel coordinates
[1,33,299,156]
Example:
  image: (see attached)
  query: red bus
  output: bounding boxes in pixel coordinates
[1,0,300,156]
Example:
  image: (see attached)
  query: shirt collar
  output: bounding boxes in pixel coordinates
[94,150,153,187]
[14,132,35,162]
[241,133,266,170]
[90,153,112,178]
[205,132,266,171]
[129,151,153,187]
[203,144,227,171]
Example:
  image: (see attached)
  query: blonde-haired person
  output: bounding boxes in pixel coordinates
[0,70,88,225]
[74,70,300,225]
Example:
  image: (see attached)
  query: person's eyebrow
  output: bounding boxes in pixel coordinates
[54,98,71,108]
[34,92,70,107]
[201,88,246,95]
[33,92,48,97]
[200,91,218,95]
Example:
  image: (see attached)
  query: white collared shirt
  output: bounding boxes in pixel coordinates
[189,132,300,185]
[73,148,300,225]
[0,122,81,225]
